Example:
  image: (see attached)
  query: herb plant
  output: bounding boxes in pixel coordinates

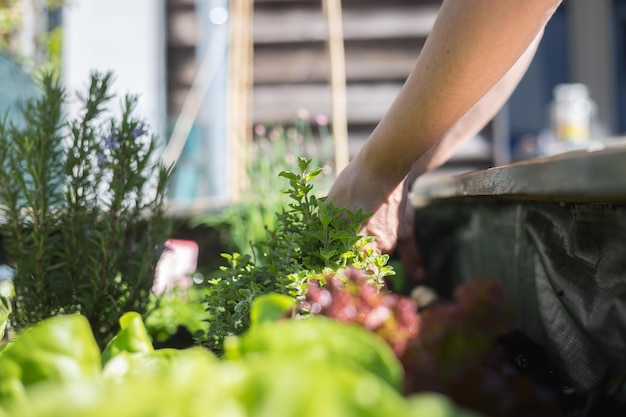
[144,284,211,345]
[202,157,395,353]
[302,267,419,357]
[192,115,334,260]
[0,72,172,347]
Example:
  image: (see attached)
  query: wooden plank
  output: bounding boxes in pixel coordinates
[167,7,196,47]
[253,83,332,123]
[253,4,439,44]
[167,85,189,116]
[254,0,423,3]
[254,0,441,9]
[167,0,195,6]
[254,45,328,84]
[344,42,420,81]
[254,41,420,84]
[252,82,401,124]
[349,132,493,165]
[410,143,626,205]
[254,0,440,3]
[167,48,196,87]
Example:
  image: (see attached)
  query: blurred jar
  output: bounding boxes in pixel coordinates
[550,83,595,143]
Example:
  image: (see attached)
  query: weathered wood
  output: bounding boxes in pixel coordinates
[166,0,196,116]
[165,0,498,172]
[252,82,402,124]
[411,143,626,205]
[167,6,196,47]
[251,1,448,161]
[348,133,492,166]
[253,4,439,44]
[167,0,195,6]
[254,41,420,84]
[254,0,441,3]
[168,47,196,87]
[167,85,190,118]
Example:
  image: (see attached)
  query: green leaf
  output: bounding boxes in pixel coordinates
[332,230,358,241]
[102,346,216,385]
[319,213,332,227]
[304,167,323,181]
[378,266,396,279]
[407,393,485,417]
[249,293,295,327]
[297,156,311,172]
[224,315,404,390]
[101,312,153,365]
[278,171,298,181]
[0,314,101,404]
[319,248,337,260]
[373,254,390,267]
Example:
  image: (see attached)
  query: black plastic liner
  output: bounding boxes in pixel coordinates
[413,200,626,411]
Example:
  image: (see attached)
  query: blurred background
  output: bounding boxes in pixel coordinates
[1,0,625,213]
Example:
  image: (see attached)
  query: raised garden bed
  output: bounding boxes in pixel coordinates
[410,144,626,415]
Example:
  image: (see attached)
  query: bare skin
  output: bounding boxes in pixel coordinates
[396,32,544,282]
[327,0,562,264]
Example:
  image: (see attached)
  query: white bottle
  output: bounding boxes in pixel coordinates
[550,83,595,144]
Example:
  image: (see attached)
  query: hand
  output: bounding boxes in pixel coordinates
[326,158,409,256]
[395,185,427,283]
[327,157,426,283]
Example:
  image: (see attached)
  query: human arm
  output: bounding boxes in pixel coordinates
[407,29,543,181]
[328,0,562,254]
[396,31,543,282]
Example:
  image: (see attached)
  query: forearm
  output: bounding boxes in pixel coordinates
[357,0,562,186]
[409,29,543,181]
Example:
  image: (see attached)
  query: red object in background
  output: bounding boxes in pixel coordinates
[153,239,199,295]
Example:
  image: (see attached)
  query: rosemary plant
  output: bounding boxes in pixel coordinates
[0,72,173,347]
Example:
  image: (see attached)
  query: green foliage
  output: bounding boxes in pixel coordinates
[192,116,334,258]
[143,284,211,344]
[224,315,404,391]
[0,311,480,417]
[201,157,395,354]
[0,72,173,347]
[0,314,101,405]
[249,293,295,327]
[101,312,154,365]
[0,1,64,75]
[0,2,22,52]
[0,280,11,340]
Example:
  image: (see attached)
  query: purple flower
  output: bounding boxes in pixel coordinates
[133,122,147,138]
[96,152,105,168]
[104,134,119,149]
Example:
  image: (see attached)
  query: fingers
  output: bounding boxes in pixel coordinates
[397,198,427,283]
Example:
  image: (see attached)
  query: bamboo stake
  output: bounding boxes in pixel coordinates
[322,0,349,174]
[228,0,254,201]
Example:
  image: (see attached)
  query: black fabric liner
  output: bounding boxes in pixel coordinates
[413,200,626,401]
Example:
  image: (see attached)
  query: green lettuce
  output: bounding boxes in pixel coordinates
[101,311,154,364]
[0,314,100,405]
[0,309,482,417]
[224,315,404,391]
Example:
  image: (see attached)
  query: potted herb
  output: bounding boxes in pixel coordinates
[0,72,172,347]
